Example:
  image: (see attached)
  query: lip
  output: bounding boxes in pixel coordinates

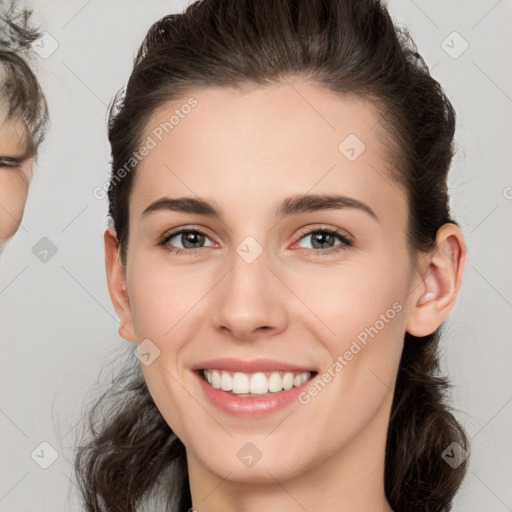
[190,357,317,373]
[192,367,318,419]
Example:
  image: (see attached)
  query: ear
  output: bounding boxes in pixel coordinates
[405,223,466,337]
[104,227,137,342]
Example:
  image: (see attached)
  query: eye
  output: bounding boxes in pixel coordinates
[158,228,217,253]
[158,226,353,257]
[294,227,353,256]
[0,157,21,168]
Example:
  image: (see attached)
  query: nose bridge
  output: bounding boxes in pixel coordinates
[212,233,286,337]
[227,234,273,308]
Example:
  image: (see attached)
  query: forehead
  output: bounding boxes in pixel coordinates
[130,81,405,225]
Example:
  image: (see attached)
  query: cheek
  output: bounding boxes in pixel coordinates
[126,245,410,476]
[127,256,204,339]
[0,173,30,240]
[293,251,408,343]
[128,245,409,359]
[287,255,407,450]
[128,260,202,439]
[292,251,408,398]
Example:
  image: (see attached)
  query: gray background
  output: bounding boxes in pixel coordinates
[0,0,511,510]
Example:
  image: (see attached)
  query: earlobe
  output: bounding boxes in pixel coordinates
[104,227,137,342]
[406,223,466,337]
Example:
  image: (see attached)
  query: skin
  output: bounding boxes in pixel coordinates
[0,118,34,249]
[104,80,466,512]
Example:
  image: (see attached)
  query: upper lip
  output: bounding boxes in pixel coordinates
[191,358,317,373]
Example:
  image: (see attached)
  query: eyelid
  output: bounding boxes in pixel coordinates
[157,225,217,247]
[293,224,353,244]
[158,223,354,255]
[159,224,213,238]
[0,157,21,168]
[0,158,19,167]
[290,226,354,256]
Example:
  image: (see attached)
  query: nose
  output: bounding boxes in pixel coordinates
[212,243,288,341]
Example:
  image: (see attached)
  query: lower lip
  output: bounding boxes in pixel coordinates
[194,371,316,418]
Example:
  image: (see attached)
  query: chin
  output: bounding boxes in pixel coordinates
[191,436,314,485]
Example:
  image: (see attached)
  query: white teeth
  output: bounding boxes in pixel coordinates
[202,369,312,395]
[268,372,283,392]
[232,372,249,393]
[220,371,233,391]
[211,370,221,389]
[282,372,294,390]
[249,372,268,394]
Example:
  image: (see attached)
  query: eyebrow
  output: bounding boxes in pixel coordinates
[0,145,34,163]
[141,193,378,222]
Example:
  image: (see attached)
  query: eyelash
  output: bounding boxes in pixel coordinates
[0,157,21,168]
[157,226,353,257]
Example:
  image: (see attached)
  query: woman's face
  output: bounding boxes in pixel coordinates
[0,118,33,246]
[109,81,430,486]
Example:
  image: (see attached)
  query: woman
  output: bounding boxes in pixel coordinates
[74,1,469,510]
[0,0,48,252]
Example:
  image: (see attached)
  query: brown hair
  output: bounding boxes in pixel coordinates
[74,1,469,510]
[0,0,48,161]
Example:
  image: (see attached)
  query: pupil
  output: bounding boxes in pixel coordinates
[184,232,204,249]
[313,232,333,249]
